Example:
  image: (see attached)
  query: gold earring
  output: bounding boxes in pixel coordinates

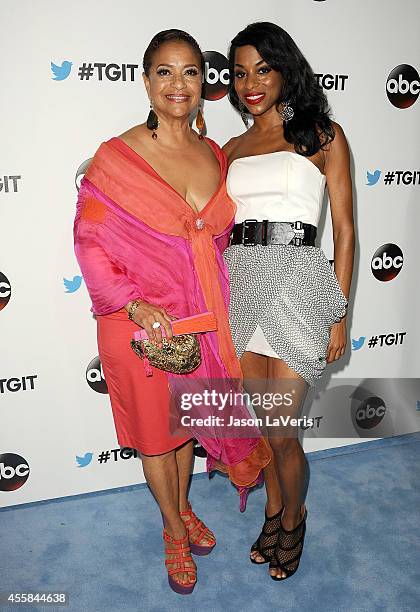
[195,104,206,140]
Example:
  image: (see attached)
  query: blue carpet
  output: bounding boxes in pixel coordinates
[1,434,420,612]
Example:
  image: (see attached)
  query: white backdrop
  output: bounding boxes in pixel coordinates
[1,0,419,507]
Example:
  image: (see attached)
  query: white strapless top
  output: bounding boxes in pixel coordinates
[226,151,326,227]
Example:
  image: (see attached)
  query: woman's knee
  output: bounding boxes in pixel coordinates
[269,435,301,458]
[141,448,176,466]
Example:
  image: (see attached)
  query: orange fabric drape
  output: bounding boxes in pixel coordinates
[86,137,242,380]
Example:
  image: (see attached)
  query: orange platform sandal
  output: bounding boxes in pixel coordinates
[163,528,197,595]
[180,502,216,556]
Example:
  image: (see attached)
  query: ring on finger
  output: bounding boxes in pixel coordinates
[152,321,161,329]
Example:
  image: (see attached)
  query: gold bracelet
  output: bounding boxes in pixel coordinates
[127,300,140,321]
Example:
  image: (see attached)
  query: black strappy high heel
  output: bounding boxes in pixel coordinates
[250,506,284,564]
[271,505,307,580]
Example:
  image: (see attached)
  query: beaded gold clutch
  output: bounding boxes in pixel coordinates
[130,333,201,375]
[130,312,216,376]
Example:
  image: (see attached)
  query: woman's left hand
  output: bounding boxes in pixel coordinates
[327,318,347,362]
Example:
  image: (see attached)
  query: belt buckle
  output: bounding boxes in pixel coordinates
[243,219,258,246]
[292,220,305,246]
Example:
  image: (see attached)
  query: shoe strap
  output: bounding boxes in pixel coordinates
[179,501,194,517]
[184,517,209,540]
[163,528,192,558]
[163,529,195,577]
[275,543,304,571]
[166,566,196,579]
[163,528,188,545]
[165,555,194,567]
[276,528,306,552]
[180,505,214,545]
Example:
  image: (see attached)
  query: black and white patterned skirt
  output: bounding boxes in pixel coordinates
[223,244,348,386]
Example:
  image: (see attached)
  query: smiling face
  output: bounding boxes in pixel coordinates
[143,40,203,121]
[233,45,283,117]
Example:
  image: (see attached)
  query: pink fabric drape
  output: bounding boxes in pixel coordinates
[73,136,271,494]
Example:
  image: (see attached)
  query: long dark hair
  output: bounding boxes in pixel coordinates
[143,29,204,76]
[228,22,334,156]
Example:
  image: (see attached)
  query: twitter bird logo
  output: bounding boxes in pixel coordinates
[76,453,93,468]
[63,275,82,293]
[366,170,381,186]
[51,60,72,81]
[352,337,366,351]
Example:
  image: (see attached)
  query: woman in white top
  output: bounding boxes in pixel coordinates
[223,22,354,580]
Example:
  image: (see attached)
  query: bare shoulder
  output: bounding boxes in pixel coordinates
[222,136,240,161]
[323,121,349,165]
[323,121,352,182]
[329,121,349,152]
[117,123,147,145]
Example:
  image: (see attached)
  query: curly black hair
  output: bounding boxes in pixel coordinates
[228,22,335,156]
[143,29,204,76]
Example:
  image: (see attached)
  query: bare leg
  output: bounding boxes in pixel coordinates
[176,439,194,513]
[176,439,215,546]
[142,448,195,585]
[263,451,284,515]
[241,351,284,563]
[266,357,308,578]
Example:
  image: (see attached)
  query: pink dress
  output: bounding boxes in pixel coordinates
[74,136,271,503]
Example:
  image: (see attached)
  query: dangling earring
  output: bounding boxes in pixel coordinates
[147,102,159,139]
[278,100,294,122]
[238,101,249,128]
[195,103,206,140]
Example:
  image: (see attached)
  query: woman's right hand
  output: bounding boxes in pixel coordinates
[125,300,173,347]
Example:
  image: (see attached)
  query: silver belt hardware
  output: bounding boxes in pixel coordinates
[242,218,258,246]
[292,220,305,246]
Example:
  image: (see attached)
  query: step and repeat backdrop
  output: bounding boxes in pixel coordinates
[1,0,419,507]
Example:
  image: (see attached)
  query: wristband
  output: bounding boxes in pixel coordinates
[127,300,141,321]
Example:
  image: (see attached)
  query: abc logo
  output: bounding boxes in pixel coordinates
[0,453,30,491]
[0,271,11,311]
[86,356,108,394]
[386,64,420,109]
[202,51,229,101]
[75,158,93,192]
[371,243,403,281]
[355,397,386,430]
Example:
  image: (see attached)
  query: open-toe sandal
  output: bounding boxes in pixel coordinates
[163,528,197,595]
[271,506,307,581]
[180,502,216,556]
[250,506,284,565]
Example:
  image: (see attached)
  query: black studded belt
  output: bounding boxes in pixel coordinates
[229,220,317,247]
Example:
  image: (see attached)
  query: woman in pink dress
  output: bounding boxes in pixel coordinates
[74,29,270,594]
